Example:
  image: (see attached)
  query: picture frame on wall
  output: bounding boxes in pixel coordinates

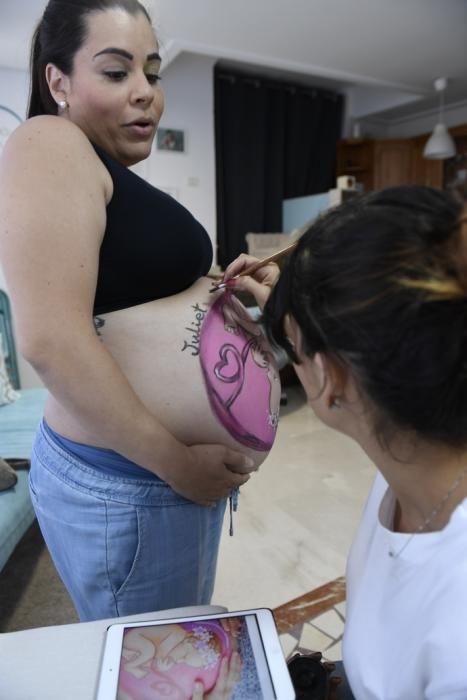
[156,128,185,152]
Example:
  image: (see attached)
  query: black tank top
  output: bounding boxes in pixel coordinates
[93,145,213,314]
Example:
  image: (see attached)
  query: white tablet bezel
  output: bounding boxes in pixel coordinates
[95,607,294,699]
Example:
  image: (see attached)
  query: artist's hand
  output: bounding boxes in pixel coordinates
[223,254,280,310]
[192,653,242,699]
[168,444,255,506]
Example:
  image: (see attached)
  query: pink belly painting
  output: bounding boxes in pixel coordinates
[199,292,280,451]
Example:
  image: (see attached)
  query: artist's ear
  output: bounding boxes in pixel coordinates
[284,317,349,405]
[312,353,348,410]
[45,63,70,107]
[284,314,303,357]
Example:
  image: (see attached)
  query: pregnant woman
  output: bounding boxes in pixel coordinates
[0,0,279,621]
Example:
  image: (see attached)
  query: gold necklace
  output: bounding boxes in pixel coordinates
[388,464,467,558]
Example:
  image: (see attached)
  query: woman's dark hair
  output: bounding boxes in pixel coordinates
[263,185,467,447]
[28,0,152,118]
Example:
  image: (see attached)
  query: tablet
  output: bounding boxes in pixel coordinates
[95,608,295,700]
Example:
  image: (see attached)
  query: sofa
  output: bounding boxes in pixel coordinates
[0,288,48,572]
[0,387,48,572]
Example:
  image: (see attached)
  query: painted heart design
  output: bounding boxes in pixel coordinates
[214,344,244,408]
[214,345,242,383]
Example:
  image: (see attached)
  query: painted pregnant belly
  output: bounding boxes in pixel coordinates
[199,291,280,451]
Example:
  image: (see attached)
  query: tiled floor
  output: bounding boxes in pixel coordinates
[212,382,375,659]
[274,578,346,661]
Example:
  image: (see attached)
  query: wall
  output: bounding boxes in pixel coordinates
[385,100,467,139]
[0,66,29,121]
[350,102,467,142]
[0,67,41,388]
[145,52,218,256]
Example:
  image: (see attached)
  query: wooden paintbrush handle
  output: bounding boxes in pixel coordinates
[209,241,298,292]
[238,241,297,277]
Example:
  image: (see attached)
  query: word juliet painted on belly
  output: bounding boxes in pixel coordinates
[181,303,208,356]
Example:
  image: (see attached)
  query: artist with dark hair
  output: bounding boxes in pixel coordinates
[225,185,467,698]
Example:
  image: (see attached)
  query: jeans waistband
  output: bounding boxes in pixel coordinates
[42,418,158,480]
[33,419,193,507]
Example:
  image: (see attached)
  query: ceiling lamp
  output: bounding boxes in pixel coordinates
[423,77,456,160]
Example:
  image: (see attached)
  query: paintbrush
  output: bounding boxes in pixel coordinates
[209,241,297,292]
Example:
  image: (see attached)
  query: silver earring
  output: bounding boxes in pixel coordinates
[330,397,341,409]
[57,100,68,113]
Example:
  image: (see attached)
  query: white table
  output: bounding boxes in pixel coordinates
[0,605,226,700]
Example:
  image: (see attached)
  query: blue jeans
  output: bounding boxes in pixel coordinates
[29,421,227,621]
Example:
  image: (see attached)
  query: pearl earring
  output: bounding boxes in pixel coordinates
[57,100,68,113]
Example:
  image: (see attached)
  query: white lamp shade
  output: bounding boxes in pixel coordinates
[423,123,456,160]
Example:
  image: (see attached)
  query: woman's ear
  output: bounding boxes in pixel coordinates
[296,350,351,416]
[283,315,353,413]
[314,353,348,411]
[284,314,301,356]
[45,63,70,107]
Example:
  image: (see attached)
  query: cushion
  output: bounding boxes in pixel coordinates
[0,469,35,572]
[0,458,18,491]
[0,331,19,406]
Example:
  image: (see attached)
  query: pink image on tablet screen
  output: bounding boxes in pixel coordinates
[199,292,280,451]
[118,621,232,700]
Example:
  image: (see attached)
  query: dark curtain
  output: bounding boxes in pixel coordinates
[215,67,344,268]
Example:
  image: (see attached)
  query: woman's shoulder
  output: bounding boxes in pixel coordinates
[2,116,112,199]
[8,115,90,152]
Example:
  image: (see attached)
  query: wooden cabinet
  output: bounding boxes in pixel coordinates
[411,136,443,188]
[336,134,454,191]
[373,140,413,189]
[336,139,375,192]
[443,123,467,189]
[337,138,415,191]
[337,126,467,191]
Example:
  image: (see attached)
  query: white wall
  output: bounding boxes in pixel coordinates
[144,52,218,256]
[385,100,467,139]
[0,66,29,120]
[346,85,422,122]
[0,66,29,303]
[0,67,42,388]
[346,101,467,142]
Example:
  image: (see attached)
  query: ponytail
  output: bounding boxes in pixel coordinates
[27,22,57,118]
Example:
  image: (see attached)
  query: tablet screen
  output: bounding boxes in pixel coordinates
[115,614,276,699]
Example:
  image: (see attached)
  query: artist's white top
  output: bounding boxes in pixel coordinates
[343,472,467,700]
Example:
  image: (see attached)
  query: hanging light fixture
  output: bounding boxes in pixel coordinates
[423,77,456,160]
